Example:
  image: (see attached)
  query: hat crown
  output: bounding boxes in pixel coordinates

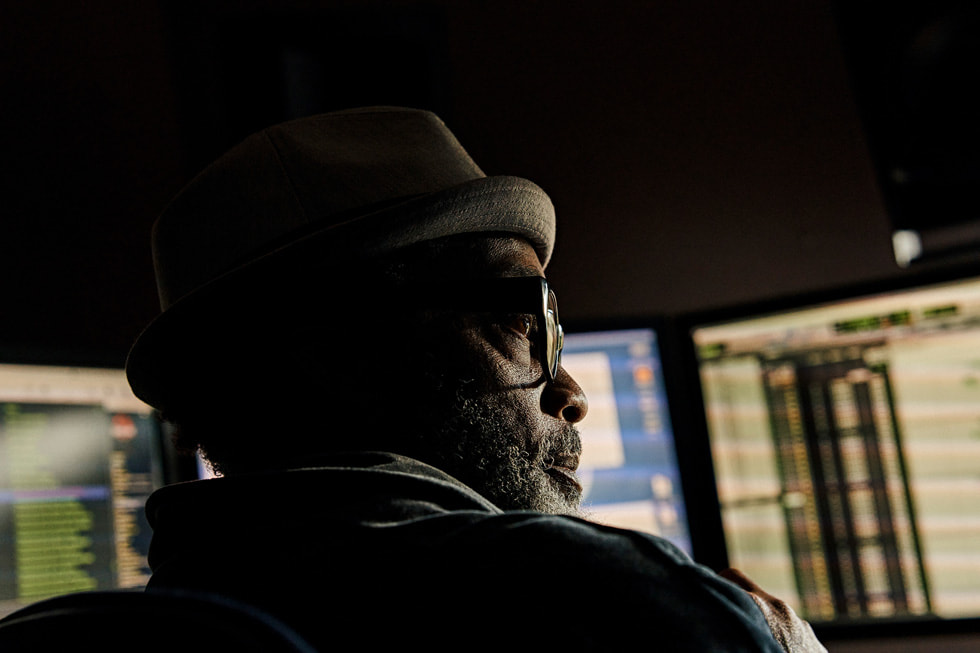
[153,107,485,310]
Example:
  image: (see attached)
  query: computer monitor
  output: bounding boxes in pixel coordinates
[684,271,980,632]
[0,356,166,618]
[561,325,692,556]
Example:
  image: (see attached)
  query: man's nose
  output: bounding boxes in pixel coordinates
[542,365,588,423]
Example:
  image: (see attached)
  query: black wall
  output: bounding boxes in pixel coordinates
[3,0,976,364]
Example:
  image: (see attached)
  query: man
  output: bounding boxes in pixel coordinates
[126,107,824,651]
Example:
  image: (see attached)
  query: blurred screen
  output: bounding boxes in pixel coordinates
[562,327,692,555]
[0,363,163,617]
[692,276,980,623]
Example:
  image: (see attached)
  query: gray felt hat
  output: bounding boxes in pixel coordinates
[126,106,556,409]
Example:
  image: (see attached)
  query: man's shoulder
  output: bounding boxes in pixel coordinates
[438,510,707,589]
[406,511,780,650]
[146,455,781,651]
[446,509,691,562]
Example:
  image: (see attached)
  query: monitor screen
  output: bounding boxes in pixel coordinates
[0,361,164,617]
[689,274,980,626]
[561,327,692,556]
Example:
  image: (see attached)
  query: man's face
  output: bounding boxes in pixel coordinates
[394,236,589,515]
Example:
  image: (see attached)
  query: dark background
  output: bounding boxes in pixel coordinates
[4,3,980,648]
[2,0,978,365]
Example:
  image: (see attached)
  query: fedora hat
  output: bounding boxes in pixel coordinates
[126,106,556,410]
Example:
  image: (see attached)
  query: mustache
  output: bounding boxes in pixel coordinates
[540,424,582,467]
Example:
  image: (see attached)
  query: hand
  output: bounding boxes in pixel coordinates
[719,568,827,653]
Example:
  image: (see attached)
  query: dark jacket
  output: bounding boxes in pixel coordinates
[145,451,782,651]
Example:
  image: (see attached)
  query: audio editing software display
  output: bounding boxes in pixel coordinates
[0,363,163,617]
[561,328,692,555]
[691,276,980,624]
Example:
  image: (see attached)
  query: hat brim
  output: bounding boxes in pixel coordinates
[125,175,555,410]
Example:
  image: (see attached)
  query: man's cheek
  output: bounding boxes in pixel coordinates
[464,342,524,391]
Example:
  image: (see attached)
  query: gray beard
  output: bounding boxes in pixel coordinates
[416,382,585,516]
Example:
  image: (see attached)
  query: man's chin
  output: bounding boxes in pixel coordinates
[541,493,585,517]
[522,470,584,516]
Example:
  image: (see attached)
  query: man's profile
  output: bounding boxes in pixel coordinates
[125,107,824,651]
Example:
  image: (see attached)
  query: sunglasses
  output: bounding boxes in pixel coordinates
[405,276,564,382]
